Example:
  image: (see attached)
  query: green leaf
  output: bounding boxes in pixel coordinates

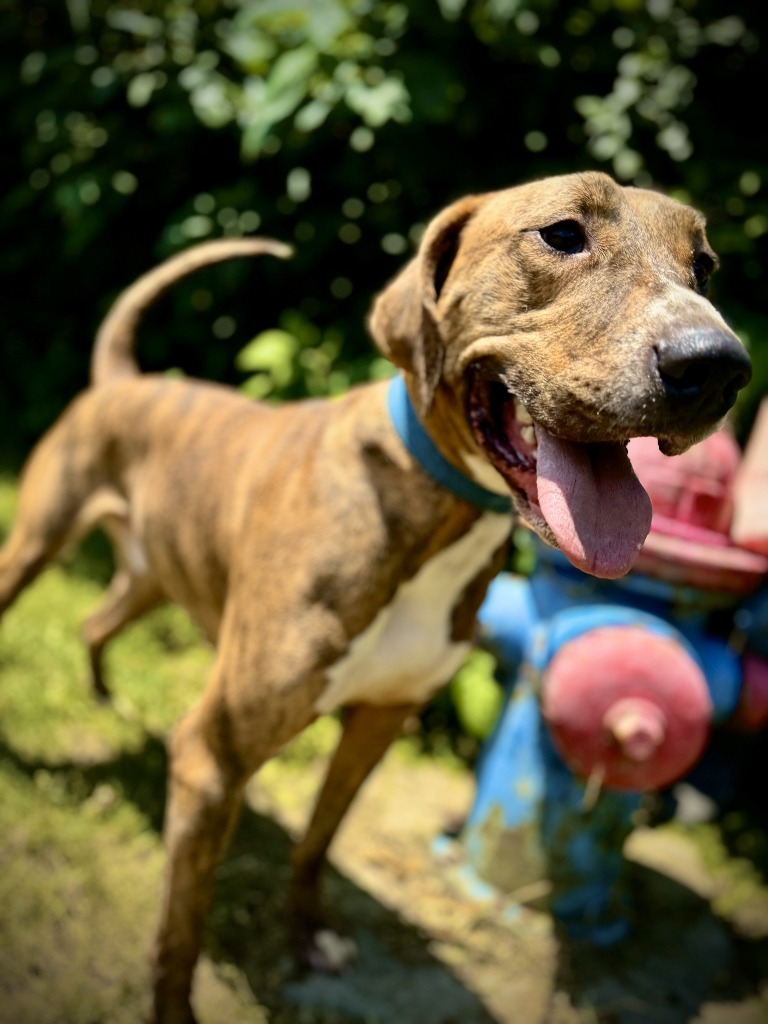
[345,76,411,127]
[236,329,299,388]
[450,650,503,740]
[294,98,331,132]
[240,44,319,157]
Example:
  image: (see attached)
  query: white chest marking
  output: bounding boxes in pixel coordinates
[316,512,511,714]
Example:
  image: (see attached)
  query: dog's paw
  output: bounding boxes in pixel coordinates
[305,928,358,974]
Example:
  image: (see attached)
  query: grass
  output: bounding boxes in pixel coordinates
[0,475,317,1023]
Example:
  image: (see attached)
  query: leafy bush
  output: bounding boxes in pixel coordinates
[1,0,765,461]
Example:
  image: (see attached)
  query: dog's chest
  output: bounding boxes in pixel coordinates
[315,513,511,713]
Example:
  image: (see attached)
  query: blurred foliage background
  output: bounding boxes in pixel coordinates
[1,0,767,466]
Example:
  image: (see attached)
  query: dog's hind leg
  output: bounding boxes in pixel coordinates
[0,408,139,666]
[0,523,57,619]
[81,567,162,700]
[289,701,418,971]
[0,425,93,618]
[80,514,163,700]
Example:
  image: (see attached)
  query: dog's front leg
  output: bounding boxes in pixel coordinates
[289,701,418,970]
[150,681,248,1024]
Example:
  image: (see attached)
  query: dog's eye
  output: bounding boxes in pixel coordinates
[539,220,586,255]
[692,252,714,296]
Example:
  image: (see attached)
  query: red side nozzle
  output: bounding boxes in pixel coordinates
[541,626,713,791]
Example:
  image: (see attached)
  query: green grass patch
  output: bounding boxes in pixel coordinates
[0,475,268,1022]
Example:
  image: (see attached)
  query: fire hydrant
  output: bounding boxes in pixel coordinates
[462,416,768,946]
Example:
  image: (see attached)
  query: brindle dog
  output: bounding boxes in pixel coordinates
[0,172,750,1023]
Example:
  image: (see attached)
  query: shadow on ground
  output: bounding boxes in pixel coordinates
[1,723,767,1023]
[0,733,498,1024]
[554,864,768,1024]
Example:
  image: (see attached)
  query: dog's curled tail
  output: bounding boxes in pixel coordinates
[90,237,293,386]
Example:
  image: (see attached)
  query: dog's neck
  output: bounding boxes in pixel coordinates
[386,374,512,514]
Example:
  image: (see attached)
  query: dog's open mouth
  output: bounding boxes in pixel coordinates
[468,378,653,579]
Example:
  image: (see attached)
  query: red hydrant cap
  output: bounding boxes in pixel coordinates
[628,431,740,535]
[541,625,713,791]
[627,433,768,592]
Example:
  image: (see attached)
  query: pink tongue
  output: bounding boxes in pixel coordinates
[536,428,652,578]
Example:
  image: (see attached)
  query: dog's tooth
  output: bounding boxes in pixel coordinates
[515,399,533,425]
[521,425,536,446]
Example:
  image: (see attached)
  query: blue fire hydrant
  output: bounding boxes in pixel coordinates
[462,429,768,946]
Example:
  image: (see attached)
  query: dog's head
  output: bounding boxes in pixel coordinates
[369,171,751,578]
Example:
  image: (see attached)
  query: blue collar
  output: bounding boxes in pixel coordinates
[386,375,513,515]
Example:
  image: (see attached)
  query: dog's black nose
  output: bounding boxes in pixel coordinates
[655,329,752,412]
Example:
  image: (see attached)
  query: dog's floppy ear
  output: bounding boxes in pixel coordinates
[368,195,483,415]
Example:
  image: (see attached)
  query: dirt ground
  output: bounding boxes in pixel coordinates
[1,706,768,1024]
[201,738,768,1024]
